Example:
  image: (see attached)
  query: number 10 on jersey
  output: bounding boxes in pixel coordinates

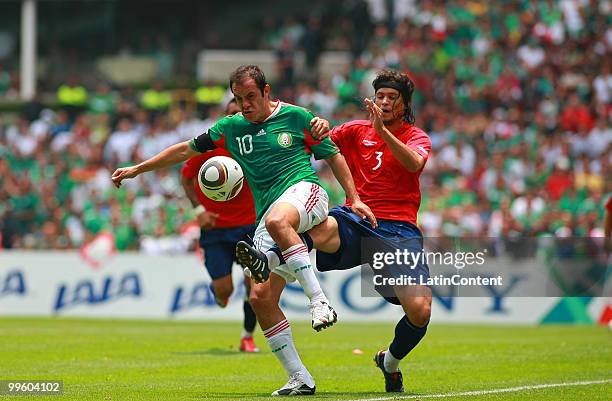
[236,135,253,155]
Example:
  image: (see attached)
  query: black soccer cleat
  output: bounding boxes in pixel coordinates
[236,240,270,283]
[374,350,404,393]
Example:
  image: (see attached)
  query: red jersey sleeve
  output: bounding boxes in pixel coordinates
[181,154,208,179]
[330,124,347,149]
[331,120,371,151]
[406,127,431,162]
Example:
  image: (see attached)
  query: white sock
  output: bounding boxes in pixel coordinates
[241,329,253,339]
[266,250,281,269]
[264,319,315,387]
[282,244,326,304]
[383,349,401,372]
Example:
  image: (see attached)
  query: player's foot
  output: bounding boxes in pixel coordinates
[236,240,270,283]
[309,300,337,332]
[373,350,404,392]
[239,336,259,353]
[271,372,316,396]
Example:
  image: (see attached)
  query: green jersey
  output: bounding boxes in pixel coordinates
[191,101,339,223]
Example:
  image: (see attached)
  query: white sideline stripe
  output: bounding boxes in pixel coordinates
[346,379,612,401]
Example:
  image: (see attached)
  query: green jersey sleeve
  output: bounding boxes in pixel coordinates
[188,116,231,152]
[208,116,230,145]
[302,110,340,160]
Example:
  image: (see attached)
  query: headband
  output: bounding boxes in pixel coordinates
[373,80,407,94]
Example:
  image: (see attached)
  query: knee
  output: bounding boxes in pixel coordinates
[249,287,271,313]
[265,214,288,235]
[408,299,431,328]
[212,281,233,300]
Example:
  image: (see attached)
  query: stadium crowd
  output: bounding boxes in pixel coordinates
[0,0,610,251]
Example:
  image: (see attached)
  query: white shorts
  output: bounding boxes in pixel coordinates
[253,181,329,282]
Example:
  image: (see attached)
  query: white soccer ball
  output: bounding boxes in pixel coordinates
[198,156,244,201]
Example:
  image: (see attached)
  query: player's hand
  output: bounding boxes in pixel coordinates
[197,211,219,230]
[364,98,384,134]
[111,166,139,188]
[351,199,378,229]
[310,117,330,140]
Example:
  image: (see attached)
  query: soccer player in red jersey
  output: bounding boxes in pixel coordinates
[180,99,259,352]
[238,69,432,393]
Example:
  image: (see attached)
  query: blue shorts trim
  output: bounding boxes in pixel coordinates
[199,224,256,280]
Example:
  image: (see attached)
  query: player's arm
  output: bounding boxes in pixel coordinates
[111,132,216,188]
[325,153,378,228]
[180,165,219,230]
[364,98,426,172]
[180,173,201,208]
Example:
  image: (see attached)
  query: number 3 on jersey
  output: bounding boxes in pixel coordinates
[236,135,253,155]
[373,151,383,170]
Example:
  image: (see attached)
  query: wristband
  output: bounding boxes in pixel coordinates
[193,205,206,215]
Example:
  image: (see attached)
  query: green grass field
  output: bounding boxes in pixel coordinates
[0,318,610,400]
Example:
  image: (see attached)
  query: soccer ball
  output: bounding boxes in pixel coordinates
[198,156,245,201]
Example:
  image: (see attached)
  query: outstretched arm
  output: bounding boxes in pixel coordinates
[111,141,199,187]
[325,153,378,228]
[111,131,217,188]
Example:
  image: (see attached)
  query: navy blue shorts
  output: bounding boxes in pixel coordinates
[199,225,256,280]
[317,206,430,304]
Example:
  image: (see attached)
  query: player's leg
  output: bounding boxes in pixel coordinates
[201,230,234,307]
[239,275,259,353]
[239,182,337,331]
[209,275,233,308]
[264,216,341,270]
[249,273,316,395]
[375,285,431,392]
[231,225,258,352]
[375,224,432,393]
[266,206,367,271]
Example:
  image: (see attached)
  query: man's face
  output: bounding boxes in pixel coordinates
[231,78,270,123]
[374,88,404,124]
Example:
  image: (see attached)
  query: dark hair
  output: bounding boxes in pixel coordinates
[229,65,267,96]
[225,97,237,114]
[372,69,415,124]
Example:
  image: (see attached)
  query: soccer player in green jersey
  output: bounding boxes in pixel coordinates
[112,65,375,395]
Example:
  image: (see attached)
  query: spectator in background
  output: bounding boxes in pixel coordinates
[57,75,88,121]
[104,118,142,164]
[276,37,296,90]
[140,81,172,117]
[301,16,324,75]
[89,82,117,115]
[2,0,611,250]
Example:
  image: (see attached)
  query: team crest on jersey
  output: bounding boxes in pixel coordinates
[277,133,293,148]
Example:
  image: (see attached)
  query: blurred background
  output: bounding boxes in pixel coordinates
[0,0,610,253]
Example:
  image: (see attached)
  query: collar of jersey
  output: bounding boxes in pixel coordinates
[260,100,281,123]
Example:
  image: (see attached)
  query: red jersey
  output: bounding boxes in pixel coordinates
[181,149,256,228]
[331,120,431,225]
